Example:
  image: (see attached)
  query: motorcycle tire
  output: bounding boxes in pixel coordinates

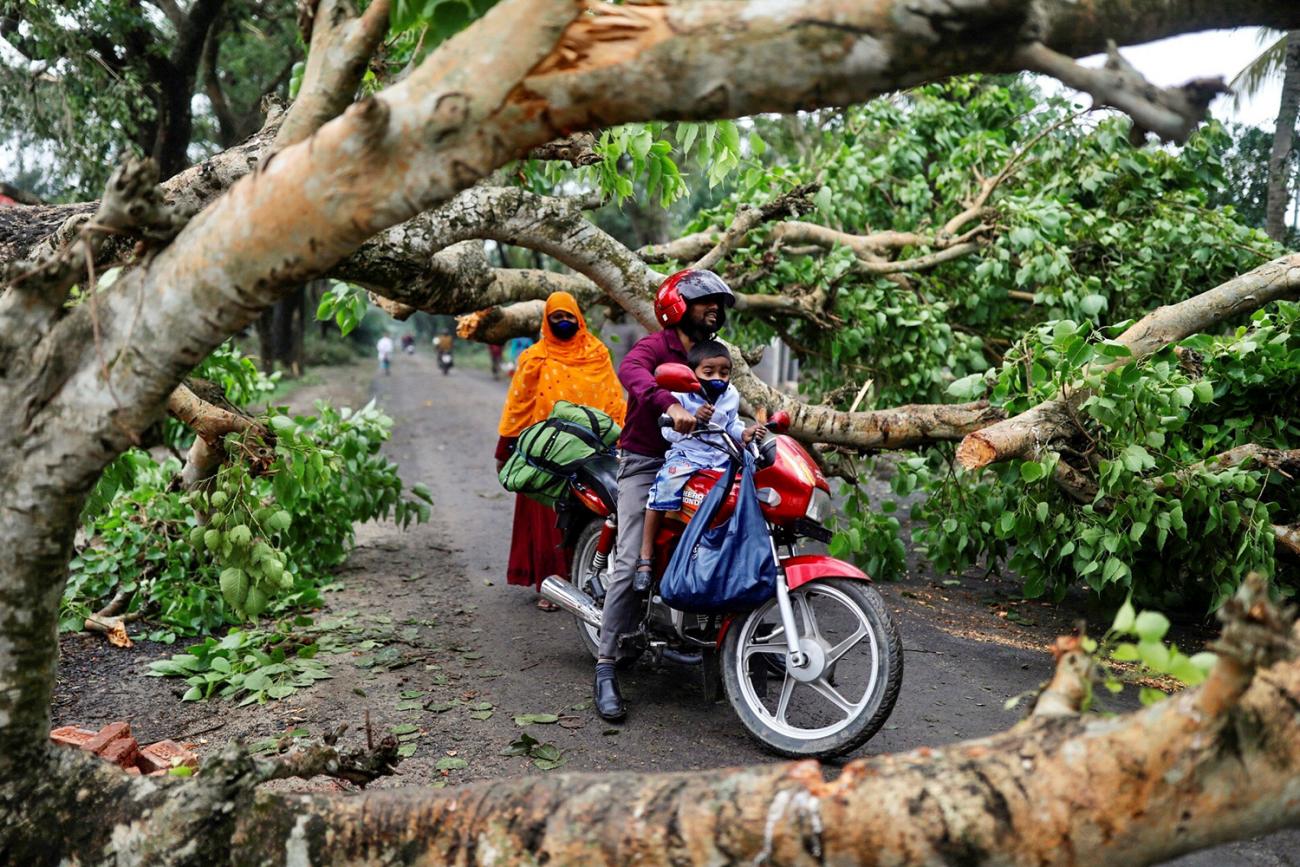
[721,578,902,759]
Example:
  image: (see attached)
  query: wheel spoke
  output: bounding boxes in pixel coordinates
[743,642,786,658]
[808,676,856,717]
[773,674,796,724]
[826,624,869,664]
[794,593,820,641]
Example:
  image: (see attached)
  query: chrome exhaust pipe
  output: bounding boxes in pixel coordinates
[540,575,603,630]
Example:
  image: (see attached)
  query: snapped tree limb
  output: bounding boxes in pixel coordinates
[1017,40,1226,144]
[957,253,1300,470]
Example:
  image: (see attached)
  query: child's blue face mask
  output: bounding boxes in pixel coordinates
[700,378,729,402]
[550,319,580,340]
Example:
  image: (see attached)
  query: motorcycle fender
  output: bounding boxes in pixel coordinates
[715,556,872,647]
[782,554,871,590]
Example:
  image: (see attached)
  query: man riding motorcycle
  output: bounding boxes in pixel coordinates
[594,268,734,722]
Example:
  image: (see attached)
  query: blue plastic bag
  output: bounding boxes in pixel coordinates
[659,451,778,614]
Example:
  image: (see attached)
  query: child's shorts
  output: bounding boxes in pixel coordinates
[646,458,701,511]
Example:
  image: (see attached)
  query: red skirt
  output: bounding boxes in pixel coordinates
[506,494,571,590]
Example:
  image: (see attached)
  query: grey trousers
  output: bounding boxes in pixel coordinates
[597,451,663,661]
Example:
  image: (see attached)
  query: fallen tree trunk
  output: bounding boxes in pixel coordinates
[729,348,1005,449]
[957,253,1300,469]
[7,578,1297,865]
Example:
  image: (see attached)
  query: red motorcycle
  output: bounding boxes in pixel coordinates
[542,364,902,758]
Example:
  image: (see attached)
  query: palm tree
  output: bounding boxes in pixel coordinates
[1231,29,1300,243]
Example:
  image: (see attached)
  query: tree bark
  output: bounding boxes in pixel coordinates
[1266,32,1300,243]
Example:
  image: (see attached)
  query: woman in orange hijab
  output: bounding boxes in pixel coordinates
[495,292,626,609]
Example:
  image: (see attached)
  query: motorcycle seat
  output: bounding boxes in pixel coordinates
[573,452,619,512]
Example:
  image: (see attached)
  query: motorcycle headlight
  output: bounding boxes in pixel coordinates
[805,488,831,524]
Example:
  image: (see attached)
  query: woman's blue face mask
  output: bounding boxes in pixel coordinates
[549,319,580,340]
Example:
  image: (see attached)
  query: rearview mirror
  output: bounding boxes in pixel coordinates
[654,362,702,393]
[767,410,791,433]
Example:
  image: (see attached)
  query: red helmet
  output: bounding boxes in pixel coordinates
[654,269,736,327]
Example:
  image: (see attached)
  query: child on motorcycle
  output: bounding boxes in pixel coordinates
[636,340,764,590]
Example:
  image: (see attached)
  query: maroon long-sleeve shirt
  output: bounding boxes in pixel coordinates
[617,328,688,458]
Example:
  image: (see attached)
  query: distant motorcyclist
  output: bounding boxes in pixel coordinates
[593,268,734,722]
[435,331,454,375]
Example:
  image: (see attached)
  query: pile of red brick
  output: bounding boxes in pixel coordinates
[50,722,199,776]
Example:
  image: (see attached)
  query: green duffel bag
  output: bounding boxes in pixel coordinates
[499,401,621,507]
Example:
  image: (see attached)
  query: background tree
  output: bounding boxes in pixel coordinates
[0,0,299,197]
[1229,28,1300,242]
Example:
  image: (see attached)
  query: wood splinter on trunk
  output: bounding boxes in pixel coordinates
[83,614,132,648]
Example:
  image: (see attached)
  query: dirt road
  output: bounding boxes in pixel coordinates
[54,352,1297,864]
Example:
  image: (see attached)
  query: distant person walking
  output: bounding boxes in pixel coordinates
[376,334,394,375]
[504,335,534,377]
[488,343,504,380]
[495,292,626,609]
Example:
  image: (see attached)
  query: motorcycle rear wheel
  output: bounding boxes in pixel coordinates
[571,521,607,660]
[721,578,901,758]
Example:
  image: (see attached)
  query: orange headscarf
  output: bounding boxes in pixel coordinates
[497,292,627,437]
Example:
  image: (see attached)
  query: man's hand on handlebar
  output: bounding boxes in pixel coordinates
[667,402,696,434]
[742,423,767,444]
[694,403,715,424]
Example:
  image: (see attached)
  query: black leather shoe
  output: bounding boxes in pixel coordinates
[594,668,626,722]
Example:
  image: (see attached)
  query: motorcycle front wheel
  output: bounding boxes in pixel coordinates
[721,578,902,758]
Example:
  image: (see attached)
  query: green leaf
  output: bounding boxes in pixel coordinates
[396,743,417,758]
[1120,444,1153,473]
[1133,611,1170,643]
[813,186,833,214]
[435,756,468,770]
[1139,687,1167,706]
[426,700,459,713]
[1019,462,1045,483]
[219,567,249,610]
[513,713,559,726]
[1111,598,1136,634]
[1137,640,1170,672]
[391,724,419,735]
[946,373,985,399]
[1111,642,1140,662]
[1079,294,1107,317]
